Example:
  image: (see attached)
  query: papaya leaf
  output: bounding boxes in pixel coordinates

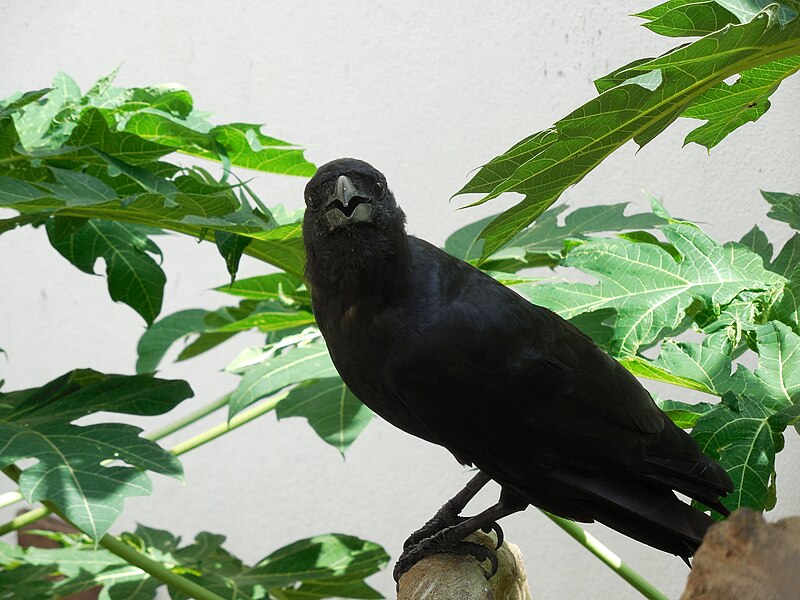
[728,321,800,410]
[445,203,663,268]
[692,394,785,511]
[655,398,717,428]
[136,309,209,373]
[514,217,784,355]
[277,377,373,455]
[455,7,800,259]
[0,370,191,539]
[763,190,800,230]
[213,272,309,304]
[769,233,800,277]
[635,0,739,37]
[0,526,388,600]
[227,337,337,418]
[46,216,166,325]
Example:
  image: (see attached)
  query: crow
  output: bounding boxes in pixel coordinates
[302,158,733,580]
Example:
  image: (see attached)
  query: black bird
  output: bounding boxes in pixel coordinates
[302,158,733,580]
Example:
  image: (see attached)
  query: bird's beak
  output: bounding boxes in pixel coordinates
[325,175,375,229]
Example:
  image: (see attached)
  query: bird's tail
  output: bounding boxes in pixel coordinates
[538,471,719,560]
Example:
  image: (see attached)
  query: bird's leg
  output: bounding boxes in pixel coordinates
[394,495,525,582]
[402,471,492,550]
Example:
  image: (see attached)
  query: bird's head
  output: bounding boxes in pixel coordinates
[302,158,409,290]
[303,158,405,236]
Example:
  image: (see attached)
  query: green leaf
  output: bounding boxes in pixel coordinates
[652,340,733,395]
[125,116,316,177]
[277,377,373,454]
[692,395,785,511]
[769,267,800,329]
[739,224,773,265]
[209,306,316,333]
[246,534,388,593]
[729,321,800,410]
[227,337,337,418]
[715,0,799,25]
[0,75,314,279]
[763,190,800,230]
[769,233,800,277]
[136,309,209,373]
[515,219,783,355]
[0,370,190,539]
[214,230,251,282]
[213,272,309,304]
[445,203,663,268]
[683,55,800,149]
[46,216,166,324]
[1,526,388,600]
[0,88,52,119]
[655,398,717,428]
[619,355,717,394]
[635,0,739,37]
[455,8,800,259]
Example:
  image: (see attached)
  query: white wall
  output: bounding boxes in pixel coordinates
[1,2,798,598]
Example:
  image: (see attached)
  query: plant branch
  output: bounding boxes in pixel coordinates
[0,466,227,600]
[169,391,287,456]
[0,490,23,510]
[542,511,669,600]
[0,505,51,536]
[145,394,231,442]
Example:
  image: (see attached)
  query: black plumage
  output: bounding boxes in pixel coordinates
[302,158,733,577]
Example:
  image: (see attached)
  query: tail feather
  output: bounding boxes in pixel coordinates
[549,471,718,559]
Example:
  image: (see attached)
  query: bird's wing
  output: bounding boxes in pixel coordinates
[386,239,717,488]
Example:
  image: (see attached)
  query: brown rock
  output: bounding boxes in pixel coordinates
[681,509,800,600]
[397,531,531,600]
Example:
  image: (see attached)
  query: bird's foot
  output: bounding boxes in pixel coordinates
[394,532,499,582]
[404,517,504,551]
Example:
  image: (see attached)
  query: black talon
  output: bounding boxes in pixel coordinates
[451,541,499,578]
[480,521,505,550]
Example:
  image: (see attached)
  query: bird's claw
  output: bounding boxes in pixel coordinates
[451,541,499,579]
[480,520,505,550]
[393,536,499,583]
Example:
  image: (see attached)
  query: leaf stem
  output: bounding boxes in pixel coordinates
[542,511,668,600]
[169,391,287,456]
[0,505,52,536]
[145,394,231,442]
[0,490,23,509]
[0,466,227,600]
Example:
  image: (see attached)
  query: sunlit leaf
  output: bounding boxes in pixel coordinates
[0,370,190,539]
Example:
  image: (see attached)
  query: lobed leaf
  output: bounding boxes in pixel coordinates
[635,0,739,37]
[0,370,191,539]
[46,217,166,324]
[227,338,337,418]
[0,526,388,600]
[277,377,373,454]
[454,7,800,259]
[692,395,784,511]
[445,202,664,269]
[514,218,784,355]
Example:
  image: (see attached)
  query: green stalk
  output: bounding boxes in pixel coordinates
[1,467,226,600]
[542,511,668,600]
[97,534,227,600]
[0,506,52,536]
[0,490,23,509]
[0,393,280,539]
[146,394,231,442]
[169,391,287,456]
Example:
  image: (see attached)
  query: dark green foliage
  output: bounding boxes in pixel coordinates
[0,526,388,600]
